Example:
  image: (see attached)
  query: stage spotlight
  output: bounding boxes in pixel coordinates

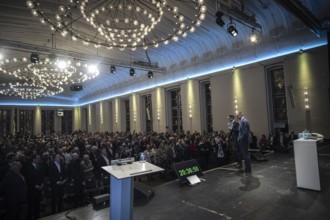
[148,71,153,79]
[110,65,116,73]
[30,53,39,63]
[130,68,135,76]
[227,24,238,37]
[215,11,225,27]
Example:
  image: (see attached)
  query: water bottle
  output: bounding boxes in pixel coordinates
[303,130,307,140]
[139,152,145,162]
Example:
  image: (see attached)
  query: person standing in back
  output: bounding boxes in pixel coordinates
[48,154,67,214]
[236,112,252,174]
[24,154,43,220]
[0,161,27,220]
[228,114,241,168]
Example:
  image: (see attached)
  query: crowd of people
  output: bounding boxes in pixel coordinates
[0,117,297,219]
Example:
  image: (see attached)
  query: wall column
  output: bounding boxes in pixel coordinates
[113,98,122,132]
[73,107,82,131]
[130,93,141,133]
[34,106,42,135]
[87,104,96,133]
[152,87,166,133]
[181,79,202,133]
[98,101,111,132]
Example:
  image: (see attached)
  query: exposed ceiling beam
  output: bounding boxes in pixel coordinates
[216,0,262,32]
[0,39,166,73]
[274,0,322,37]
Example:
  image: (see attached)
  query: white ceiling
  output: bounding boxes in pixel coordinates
[0,0,329,106]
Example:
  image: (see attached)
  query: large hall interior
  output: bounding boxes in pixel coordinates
[0,0,330,220]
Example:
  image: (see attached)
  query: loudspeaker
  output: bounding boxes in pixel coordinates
[92,193,110,210]
[70,85,83,91]
[134,181,154,200]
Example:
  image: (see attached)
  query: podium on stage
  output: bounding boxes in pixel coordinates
[102,161,164,220]
[293,138,322,191]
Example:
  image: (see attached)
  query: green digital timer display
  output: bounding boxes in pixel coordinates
[173,159,203,184]
[178,165,200,177]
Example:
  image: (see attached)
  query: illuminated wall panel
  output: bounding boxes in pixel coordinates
[73,107,81,131]
[34,106,41,135]
[152,87,166,133]
[181,79,202,132]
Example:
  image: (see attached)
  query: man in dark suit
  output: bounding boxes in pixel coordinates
[24,154,44,220]
[89,145,99,174]
[0,152,16,181]
[97,148,110,177]
[48,154,67,214]
[67,152,84,208]
[237,112,252,174]
[0,161,27,220]
[228,114,241,168]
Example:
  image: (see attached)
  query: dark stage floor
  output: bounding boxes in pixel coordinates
[40,142,330,220]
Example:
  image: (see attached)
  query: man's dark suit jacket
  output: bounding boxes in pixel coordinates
[97,155,110,176]
[48,161,66,186]
[24,163,43,190]
[0,170,27,205]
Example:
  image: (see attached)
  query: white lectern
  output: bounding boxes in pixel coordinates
[293,138,322,191]
[102,161,164,220]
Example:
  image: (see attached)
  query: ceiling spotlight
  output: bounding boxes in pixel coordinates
[110,65,116,74]
[227,19,238,37]
[130,68,135,76]
[215,11,225,27]
[148,71,153,79]
[227,24,238,37]
[30,53,39,63]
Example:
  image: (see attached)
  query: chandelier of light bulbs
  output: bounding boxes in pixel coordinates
[0,56,100,99]
[26,0,207,50]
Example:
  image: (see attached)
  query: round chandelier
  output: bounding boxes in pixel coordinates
[0,55,99,99]
[0,56,100,86]
[10,81,46,99]
[25,0,207,50]
[0,81,64,99]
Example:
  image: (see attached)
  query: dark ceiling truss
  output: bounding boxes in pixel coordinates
[274,0,330,37]
[0,38,166,73]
